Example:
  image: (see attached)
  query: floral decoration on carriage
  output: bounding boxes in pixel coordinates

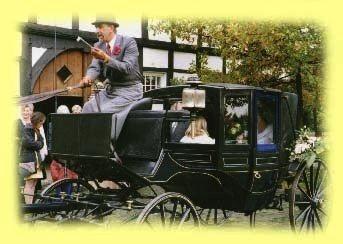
[224,96,249,144]
[288,126,328,168]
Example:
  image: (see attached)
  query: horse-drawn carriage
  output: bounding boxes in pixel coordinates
[22,80,327,232]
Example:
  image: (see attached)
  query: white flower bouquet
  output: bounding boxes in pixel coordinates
[288,126,327,168]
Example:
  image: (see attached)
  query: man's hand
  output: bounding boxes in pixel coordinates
[80,76,93,88]
[91,47,110,61]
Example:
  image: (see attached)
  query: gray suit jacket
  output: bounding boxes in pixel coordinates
[86,34,143,86]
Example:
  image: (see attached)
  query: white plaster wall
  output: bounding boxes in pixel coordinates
[79,15,96,32]
[116,17,142,38]
[32,47,47,67]
[174,52,196,70]
[79,16,142,38]
[148,19,171,42]
[207,55,223,72]
[173,72,198,82]
[151,104,164,111]
[159,72,167,87]
[143,48,168,68]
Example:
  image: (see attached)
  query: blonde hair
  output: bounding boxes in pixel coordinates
[184,116,209,137]
[21,103,34,112]
[72,104,82,113]
[57,105,70,114]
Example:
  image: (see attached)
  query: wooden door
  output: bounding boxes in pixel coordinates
[33,49,93,103]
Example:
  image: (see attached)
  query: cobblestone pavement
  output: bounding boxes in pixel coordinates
[101,204,291,230]
[25,186,292,231]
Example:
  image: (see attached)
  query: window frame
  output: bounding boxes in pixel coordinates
[164,110,217,148]
[254,91,280,153]
[223,91,252,148]
[143,72,165,92]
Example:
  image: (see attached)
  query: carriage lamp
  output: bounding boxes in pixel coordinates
[182,77,206,109]
[182,89,206,109]
[182,77,206,138]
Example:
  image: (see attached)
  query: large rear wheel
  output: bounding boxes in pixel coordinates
[289,160,328,232]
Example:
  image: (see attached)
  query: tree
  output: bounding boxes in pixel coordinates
[149,18,325,132]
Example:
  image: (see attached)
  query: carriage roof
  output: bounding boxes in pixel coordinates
[144,83,282,99]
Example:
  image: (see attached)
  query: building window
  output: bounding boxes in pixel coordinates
[143,72,165,92]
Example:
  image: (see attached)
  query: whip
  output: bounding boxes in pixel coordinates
[16,83,84,105]
[16,36,94,105]
[76,36,94,49]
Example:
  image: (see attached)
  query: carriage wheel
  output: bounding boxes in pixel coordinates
[32,178,96,222]
[136,192,200,229]
[289,160,328,232]
[197,208,231,225]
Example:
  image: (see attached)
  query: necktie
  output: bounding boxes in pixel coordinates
[106,43,111,55]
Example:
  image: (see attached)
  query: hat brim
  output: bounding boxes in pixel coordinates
[91,21,119,27]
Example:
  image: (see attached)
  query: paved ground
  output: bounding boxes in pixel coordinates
[97,186,292,231]
[26,185,292,231]
[102,206,291,230]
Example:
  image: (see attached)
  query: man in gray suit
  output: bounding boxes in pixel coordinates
[81,17,144,139]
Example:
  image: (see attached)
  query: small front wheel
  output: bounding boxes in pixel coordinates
[30,178,96,222]
[137,192,200,229]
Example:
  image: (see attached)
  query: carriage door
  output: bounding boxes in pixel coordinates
[250,91,280,193]
[221,92,252,191]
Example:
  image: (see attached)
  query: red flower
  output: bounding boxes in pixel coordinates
[113,45,121,55]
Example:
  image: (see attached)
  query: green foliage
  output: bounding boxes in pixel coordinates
[169,77,186,86]
[149,18,325,131]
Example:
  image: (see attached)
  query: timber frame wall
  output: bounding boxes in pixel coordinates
[20,16,226,96]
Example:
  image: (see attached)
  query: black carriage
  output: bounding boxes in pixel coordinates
[22,81,327,232]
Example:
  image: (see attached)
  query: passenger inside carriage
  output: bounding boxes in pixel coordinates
[257,99,274,145]
[257,110,273,144]
[179,116,215,144]
[169,101,190,142]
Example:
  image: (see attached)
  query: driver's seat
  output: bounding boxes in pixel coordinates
[130,97,153,111]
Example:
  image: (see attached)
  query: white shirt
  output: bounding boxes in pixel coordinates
[39,127,48,161]
[107,35,117,53]
[180,134,215,144]
[257,124,273,144]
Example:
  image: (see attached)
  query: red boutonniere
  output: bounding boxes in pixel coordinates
[113,45,121,55]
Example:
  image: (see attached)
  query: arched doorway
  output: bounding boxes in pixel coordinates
[32,48,93,115]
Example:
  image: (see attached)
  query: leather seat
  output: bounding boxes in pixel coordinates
[130,97,152,111]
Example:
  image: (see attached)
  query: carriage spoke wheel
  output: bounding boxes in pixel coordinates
[136,192,200,229]
[197,208,231,226]
[289,160,328,232]
[31,178,96,223]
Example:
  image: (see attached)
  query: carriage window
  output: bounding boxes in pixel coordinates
[168,119,191,143]
[152,103,164,110]
[152,101,164,110]
[224,95,249,145]
[256,94,277,152]
[167,100,215,144]
[167,116,215,144]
